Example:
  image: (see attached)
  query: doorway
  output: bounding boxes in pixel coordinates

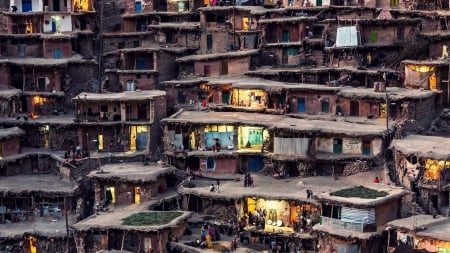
[53,0,60,11]
[98,134,104,151]
[54,48,62,59]
[242,17,249,31]
[222,91,230,104]
[134,187,141,204]
[106,187,115,204]
[333,138,343,154]
[22,0,32,12]
[297,97,306,112]
[350,101,359,116]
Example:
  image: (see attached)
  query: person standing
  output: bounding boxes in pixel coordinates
[216,179,220,193]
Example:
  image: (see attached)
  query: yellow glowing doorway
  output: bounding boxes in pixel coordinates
[98,134,104,151]
[134,187,141,204]
[130,126,137,150]
[242,17,249,31]
[106,187,115,203]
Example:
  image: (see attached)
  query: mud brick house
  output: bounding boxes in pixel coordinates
[198,6,263,54]
[177,49,260,77]
[0,89,21,117]
[0,169,79,252]
[313,184,409,253]
[386,214,450,252]
[72,90,166,153]
[259,14,318,66]
[72,210,192,253]
[390,135,450,216]
[336,86,439,128]
[161,110,389,176]
[0,127,24,158]
[147,21,201,51]
[162,78,208,112]
[402,59,450,106]
[88,162,177,207]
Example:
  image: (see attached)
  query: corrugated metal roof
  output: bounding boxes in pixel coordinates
[335,26,360,48]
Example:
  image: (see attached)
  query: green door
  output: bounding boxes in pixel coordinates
[282,30,289,42]
[316,0,322,6]
[222,91,230,104]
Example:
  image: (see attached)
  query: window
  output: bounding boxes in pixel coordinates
[370,30,378,43]
[397,27,404,41]
[126,80,135,91]
[133,41,140,47]
[207,35,213,51]
[321,98,329,113]
[333,138,343,154]
[362,140,371,155]
[221,61,228,75]
[178,91,186,104]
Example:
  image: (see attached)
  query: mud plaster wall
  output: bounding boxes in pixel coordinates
[94,180,162,206]
[0,154,58,176]
[428,40,450,59]
[374,200,399,226]
[0,137,20,157]
[200,30,230,54]
[264,23,304,43]
[339,99,380,118]
[315,137,382,156]
[125,0,154,14]
[6,40,42,57]
[360,25,416,46]
[43,40,72,58]
[118,73,157,91]
[200,156,237,173]
[407,96,437,129]
[194,57,251,77]
[156,30,200,50]
[288,93,337,114]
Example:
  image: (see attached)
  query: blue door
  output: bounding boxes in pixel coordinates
[51,19,56,32]
[135,1,142,13]
[54,48,62,59]
[136,132,147,150]
[136,57,145,69]
[297,97,306,112]
[22,0,32,12]
[18,44,26,57]
[248,156,264,172]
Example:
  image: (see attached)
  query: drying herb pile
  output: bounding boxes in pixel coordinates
[330,186,388,199]
[122,211,183,226]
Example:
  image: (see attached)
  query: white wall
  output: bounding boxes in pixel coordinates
[43,14,72,33]
[372,138,382,156]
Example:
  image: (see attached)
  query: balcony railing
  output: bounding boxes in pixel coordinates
[320,216,376,233]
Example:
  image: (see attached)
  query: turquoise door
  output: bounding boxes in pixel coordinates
[54,48,62,59]
[136,132,147,150]
[297,97,306,112]
[135,1,142,13]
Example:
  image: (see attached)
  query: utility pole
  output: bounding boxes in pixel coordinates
[98,0,104,93]
[64,197,69,253]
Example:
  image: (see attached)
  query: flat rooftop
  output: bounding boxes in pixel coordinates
[391,135,450,160]
[179,170,404,208]
[73,90,166,102]
[89,162,178,183]
[387,215,450,241]
[163,110,388,137]
[0,175,77,195]
[72,200,192,232]
[0,214,78,239]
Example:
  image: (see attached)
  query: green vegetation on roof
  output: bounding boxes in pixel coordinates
[121,211,183,226]
[330,186,388,199]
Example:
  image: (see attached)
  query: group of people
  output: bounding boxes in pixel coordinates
[199,224,220,249]
[244,172,253,187]
[209,179,221,193]
[64,144,90,160]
